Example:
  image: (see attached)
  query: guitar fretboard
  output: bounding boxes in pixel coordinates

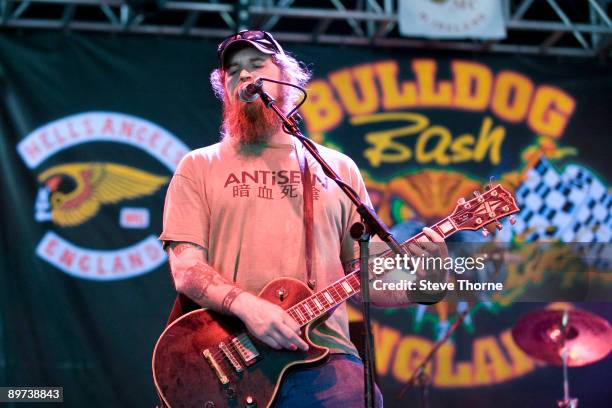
[287,216,457,326]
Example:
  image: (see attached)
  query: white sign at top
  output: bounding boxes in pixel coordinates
[398,0,507,39]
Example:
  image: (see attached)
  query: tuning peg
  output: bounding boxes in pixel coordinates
[457,197,466,205]
[495,222,503,231]
[486,176,496,191]
[508,216,516,225]
[473,191,481,197]
[481,228,490,238]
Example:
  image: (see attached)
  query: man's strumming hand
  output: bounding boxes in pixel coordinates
[230,292,309,352]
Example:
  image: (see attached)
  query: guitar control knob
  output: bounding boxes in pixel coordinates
[245,395,257,407]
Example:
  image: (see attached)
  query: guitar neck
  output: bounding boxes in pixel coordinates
[286,216,458,327]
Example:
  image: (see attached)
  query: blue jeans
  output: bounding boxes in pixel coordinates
[274,354,384,408]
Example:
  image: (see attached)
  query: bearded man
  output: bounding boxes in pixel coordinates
[159,30,446,407]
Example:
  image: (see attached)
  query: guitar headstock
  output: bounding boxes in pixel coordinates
[450,184,520,237]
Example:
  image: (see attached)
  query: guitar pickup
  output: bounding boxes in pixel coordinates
[219,342,243,373]
[202,349,229,385]
[231,333,260,366]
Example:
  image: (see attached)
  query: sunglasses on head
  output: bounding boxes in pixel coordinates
[217,30,284,61]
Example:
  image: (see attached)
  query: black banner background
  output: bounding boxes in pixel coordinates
[1,31,611,407]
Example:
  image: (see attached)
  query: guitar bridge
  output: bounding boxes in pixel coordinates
[231,333,260,365]
[202,349,229,385]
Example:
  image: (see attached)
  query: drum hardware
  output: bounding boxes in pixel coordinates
[512,308,612,408]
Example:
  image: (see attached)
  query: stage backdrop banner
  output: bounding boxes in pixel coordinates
[0,32,610,407]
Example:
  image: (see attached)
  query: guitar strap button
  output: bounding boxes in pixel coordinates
[245,395,257,407]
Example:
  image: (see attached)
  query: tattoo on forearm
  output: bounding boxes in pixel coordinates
[221,287,244,314]
[183,262,230,302]
[169,241,204,256]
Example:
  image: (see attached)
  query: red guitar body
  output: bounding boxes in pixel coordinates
[152,278,329,408]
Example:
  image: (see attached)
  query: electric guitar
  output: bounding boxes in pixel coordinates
[152,184,519,408]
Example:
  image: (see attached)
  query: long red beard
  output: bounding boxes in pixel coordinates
[222,96,283,144]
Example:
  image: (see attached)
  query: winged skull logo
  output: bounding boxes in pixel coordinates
[35,162,168,227]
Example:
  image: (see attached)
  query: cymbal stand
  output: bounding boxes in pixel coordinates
[557,310,578,408]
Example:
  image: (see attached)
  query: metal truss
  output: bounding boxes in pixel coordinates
[1,0,611,59]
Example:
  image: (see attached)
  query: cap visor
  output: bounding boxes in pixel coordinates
[221,39,276,69]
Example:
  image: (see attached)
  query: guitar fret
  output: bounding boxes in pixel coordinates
[329,284,341,301]
[328,285,337,299]
[347,273,360,290]
[319,292,330,308]
[303,303,313,316]
[294,307,305,323]
[343,280,352,296]
[288,309,301,324]
[335,283,348,298]
[307,298,318,312]
[298,304,308,319]
[309,298,322,315]
[341,281,353,294]
[305,302,315,316]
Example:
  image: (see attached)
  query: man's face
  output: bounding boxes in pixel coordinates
[221,46,284,144]
[223,47,283,104]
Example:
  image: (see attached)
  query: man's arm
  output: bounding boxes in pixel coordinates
[166,241,308,351]
[167,241,241,312]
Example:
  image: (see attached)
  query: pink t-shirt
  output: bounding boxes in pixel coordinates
[159,138,371,355]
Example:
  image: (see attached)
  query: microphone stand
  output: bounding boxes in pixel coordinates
[254,83,404,408]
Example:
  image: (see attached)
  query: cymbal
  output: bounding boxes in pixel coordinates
[512,309,612,367]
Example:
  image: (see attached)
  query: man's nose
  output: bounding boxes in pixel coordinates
[239,69,253,82]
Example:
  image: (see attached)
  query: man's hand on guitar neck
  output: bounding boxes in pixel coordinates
[368,227,450,306]
[406,227,450,304]
[166,241,308,352]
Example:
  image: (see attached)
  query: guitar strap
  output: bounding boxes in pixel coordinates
[295,141,316,290]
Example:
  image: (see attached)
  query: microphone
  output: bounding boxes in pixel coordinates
[238,78,264,103]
